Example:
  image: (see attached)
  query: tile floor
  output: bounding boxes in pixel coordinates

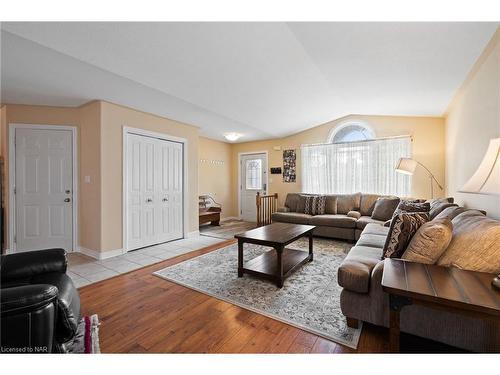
[67,235,227,288]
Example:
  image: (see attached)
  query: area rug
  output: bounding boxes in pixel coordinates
[69,314,101,353]
[153,237,362,349]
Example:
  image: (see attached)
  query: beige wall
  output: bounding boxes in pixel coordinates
[198,137,234,219]
[0,101,200,254]
[445,27,500,219]
[78,101,102,250]
[1,104,82,249]
[230,114,445,213]
[100,101,199,252]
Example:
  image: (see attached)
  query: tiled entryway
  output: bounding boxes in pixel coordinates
[68,236,227,288]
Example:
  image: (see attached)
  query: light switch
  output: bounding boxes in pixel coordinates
[84,175,91,183]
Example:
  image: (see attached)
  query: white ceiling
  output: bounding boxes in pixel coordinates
[1,22,498,142]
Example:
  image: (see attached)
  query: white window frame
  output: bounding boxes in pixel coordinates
[327,120,376,144]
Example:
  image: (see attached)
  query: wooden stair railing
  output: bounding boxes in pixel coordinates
[256,192,278,227]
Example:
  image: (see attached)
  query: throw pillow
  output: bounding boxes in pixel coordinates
[426,197,455,219]
[296,195,308,213]
[429,202,458,219]
[324,195,338,214]
[304,195,326,215]
[437,210,500,273]
[393,200,430,217]
[371,197,401,221]
[402,218,453,264]
[383,212,429,259]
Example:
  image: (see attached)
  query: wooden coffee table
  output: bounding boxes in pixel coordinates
[382,258,500,352]
[235,222,315,288]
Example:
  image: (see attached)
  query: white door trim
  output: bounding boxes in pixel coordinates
[8,123,78,253]
[122,126,189,252]
[237,151,269,220]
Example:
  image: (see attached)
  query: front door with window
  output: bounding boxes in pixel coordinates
[240,153,267,222]
[14,128,74,252]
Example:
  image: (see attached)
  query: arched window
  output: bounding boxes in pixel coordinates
[328,122,375,143]
[302,120,411,196]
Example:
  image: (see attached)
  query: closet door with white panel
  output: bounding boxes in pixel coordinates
[126,133,183,251]
[156,140,183,243]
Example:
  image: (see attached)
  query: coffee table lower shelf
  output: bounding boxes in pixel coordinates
[238,248,312,287]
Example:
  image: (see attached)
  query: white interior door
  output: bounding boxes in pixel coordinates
[240,153,267,222]
[156,139,183,243]
[15,128,73,252]
[126,133,183,251]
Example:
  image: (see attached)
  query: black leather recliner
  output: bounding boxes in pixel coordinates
[0,249,81,353]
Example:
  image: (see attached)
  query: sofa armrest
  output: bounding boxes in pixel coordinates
[1,249,68,282]
[1,284,58,315]
[277,207,291,213]
[347,211,361,219]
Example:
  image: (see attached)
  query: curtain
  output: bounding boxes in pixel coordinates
[301,136,411,196]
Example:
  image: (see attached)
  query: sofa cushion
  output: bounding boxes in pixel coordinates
[359,194,382,216]
[383,212,429,258]
[434,206,486,221]
[371,197,401,221]
[437,210,500,273]
[284,193,300,212]
[296,195,308,213]
[271,212,312,224]
[336,193,361,214]
[338,245,383,293]
[356,216,385,230]
[402,218,453,264]
[356,233,387,249]
[347,211,361,219]
[325,195,338,214]
[309,214,357,228]
[362,223,390,237]
[429,202,458,220]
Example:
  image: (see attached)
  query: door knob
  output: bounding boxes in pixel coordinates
[146,198,153,203]
[163,197,169,202]
[64,198,71,203]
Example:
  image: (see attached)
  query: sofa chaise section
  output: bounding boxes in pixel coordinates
[338,210,500,352]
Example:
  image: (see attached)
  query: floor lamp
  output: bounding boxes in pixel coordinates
[395,157,443,198]
[458,138,500,290]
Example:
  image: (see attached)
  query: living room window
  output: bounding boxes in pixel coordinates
[302,123,411,196]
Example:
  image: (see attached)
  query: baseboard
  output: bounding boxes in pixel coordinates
[77,246,125,260]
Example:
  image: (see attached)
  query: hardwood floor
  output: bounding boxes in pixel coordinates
[79,239,457,353]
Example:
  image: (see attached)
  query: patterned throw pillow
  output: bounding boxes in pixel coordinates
[392,200,430,217]
[383,212,430,259]
[304,195,326,215]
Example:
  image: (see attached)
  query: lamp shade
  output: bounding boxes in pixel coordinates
[460,138,500,194]
[395,157,417,175]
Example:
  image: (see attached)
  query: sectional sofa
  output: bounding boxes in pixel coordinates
[271,192,397,240]
[273,193,499,352]
[338,207,499,352]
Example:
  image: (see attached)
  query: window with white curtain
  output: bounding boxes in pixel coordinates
[301,135,411,196]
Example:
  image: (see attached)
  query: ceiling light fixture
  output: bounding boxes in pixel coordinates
[224,133,243,142]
